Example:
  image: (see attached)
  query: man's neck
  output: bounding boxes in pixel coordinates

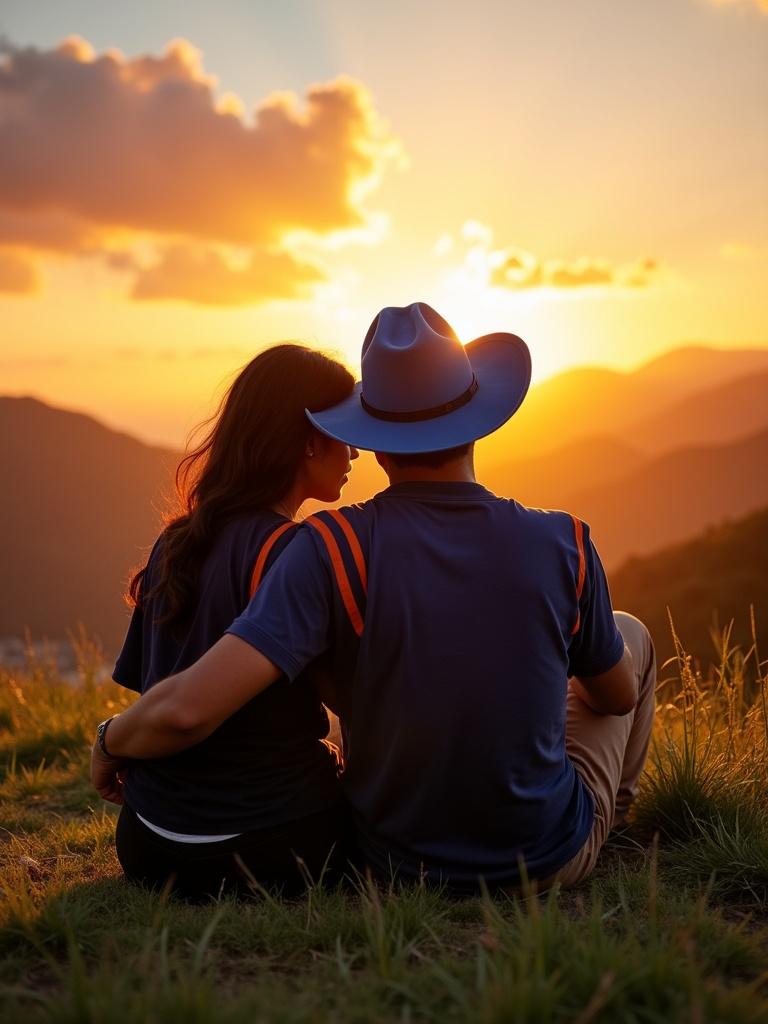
[378,453,477,486]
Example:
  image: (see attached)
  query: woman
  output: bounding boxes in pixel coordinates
[111,344,357,900]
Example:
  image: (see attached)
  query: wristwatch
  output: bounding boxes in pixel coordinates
[96,716,116,757]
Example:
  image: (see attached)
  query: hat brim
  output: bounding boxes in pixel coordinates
[307,332,531,454]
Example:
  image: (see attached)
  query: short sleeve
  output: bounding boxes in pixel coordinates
[567,524,625,678]
[227,526,333,681]
[112,603,144,693]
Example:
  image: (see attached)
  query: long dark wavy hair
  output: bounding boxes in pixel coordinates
[129,344,354,630]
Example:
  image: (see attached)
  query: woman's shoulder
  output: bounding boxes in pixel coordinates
[215,509,303,573]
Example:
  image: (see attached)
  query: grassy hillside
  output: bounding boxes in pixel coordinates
[611,505,768,670]
[1,628,767,1022]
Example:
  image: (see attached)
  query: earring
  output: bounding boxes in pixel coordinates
[307,449,314,458]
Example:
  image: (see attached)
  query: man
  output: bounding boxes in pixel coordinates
[93,302,656,890]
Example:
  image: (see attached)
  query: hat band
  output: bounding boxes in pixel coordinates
[360,374,478,423]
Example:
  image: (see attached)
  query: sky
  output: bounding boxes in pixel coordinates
[0,0,766,447]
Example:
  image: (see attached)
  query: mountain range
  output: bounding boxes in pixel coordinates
[0,397,175,657]
[2,342,767,659]
[611,505,768,672]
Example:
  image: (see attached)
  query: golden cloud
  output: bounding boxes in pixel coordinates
[0,36,398,304]
[129,245,324,306]
[445,222,660,291]
[720,241,768,261]
[0,250,39,293]
[0,209,100,252]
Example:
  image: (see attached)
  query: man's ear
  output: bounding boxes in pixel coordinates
[374,451,392,474]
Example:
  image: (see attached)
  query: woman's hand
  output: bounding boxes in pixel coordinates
[90,741,129,804]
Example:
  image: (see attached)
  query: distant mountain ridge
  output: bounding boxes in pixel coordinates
[0,396,177,656]
[620,368,768,455]
[611,505,768,670]
[562,426,768,568]
[2,342,766,655]
[482,344,768,461]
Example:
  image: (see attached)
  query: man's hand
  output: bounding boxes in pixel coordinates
[90,741,129,804]
[572,645,638,716]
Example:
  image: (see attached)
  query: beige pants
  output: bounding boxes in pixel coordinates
[552,611,657,887]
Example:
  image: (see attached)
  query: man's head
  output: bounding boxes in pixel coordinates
[374,444,475,485]
[381,442,473,471]
[306,302,531,457]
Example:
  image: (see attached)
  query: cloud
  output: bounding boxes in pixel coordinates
[0,209,99,252]
[0,250,39,293]
[128,245,324,306]
[0,36,399,304]
[720,241,768,261]
[443,222,660,291]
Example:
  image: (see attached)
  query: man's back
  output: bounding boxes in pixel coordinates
[233,480,625,886]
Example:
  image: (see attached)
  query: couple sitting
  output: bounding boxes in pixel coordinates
[91,302,656,900]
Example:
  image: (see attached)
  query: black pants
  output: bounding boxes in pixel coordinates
[115,803,355,902]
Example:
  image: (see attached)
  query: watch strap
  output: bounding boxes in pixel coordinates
[97,717,115,758]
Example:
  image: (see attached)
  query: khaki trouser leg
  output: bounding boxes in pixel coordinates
[553,611,657,888]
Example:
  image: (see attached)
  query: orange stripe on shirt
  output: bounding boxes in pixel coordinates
[248,521,296,599]
[570,514,586,636]
[327,509,368,594]
[306,514,365,637]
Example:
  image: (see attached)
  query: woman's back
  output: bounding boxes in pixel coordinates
[114,509,340,836]
[105,343,356,897]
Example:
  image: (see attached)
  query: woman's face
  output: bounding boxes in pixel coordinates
[305,432,359,502]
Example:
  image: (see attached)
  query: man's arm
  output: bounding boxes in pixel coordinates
[104,634,279,757]
[91,635,280,802]
[571,644,637,716]
[92,526,335,802]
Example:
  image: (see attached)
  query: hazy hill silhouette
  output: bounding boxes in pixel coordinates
[333,345,768,507]
[482,345,768,461]
[478,436,644,510]
[621,368,768,455]
[316,435,647,515]
[611,505,768,671]
[562,427,768,569]
[0,397,176,656]
[631,344,768,386]
[2,342,766,655]
[317,426,768,572]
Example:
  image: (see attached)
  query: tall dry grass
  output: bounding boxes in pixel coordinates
[633,608,768,903]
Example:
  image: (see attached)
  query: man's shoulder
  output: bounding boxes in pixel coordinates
[304,497,380,528]
[494,498,586,534]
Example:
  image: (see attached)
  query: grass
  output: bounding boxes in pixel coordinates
[1,621,767,1022]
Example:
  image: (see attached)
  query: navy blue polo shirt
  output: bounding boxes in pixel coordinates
[114,511,341,834]
[228,482,624,888]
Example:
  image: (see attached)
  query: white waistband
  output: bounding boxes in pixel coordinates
[136,811,241,844]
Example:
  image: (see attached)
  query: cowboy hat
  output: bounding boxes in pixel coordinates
[306,302,531,453]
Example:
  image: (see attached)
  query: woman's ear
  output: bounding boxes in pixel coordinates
[305,427,324,459]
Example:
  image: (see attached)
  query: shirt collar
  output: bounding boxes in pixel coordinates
[378,480,497,501]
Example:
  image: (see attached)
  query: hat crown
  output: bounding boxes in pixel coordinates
[361,303,474,414]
